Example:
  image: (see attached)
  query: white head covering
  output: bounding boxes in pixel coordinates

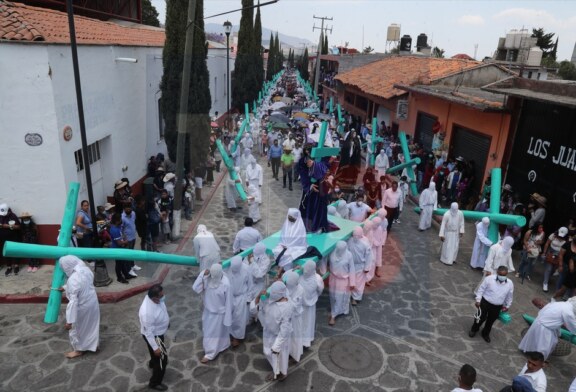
[501,236,515,253]
[428,181,436,191]
[379,149,385,156]
[330,241,350,264]
[268,281,287,302]
[0,203,8,216]
[327,206,337,216]
[253,242,266,257]
[372,216,382,226]
[249,156,257,167]
[450,202,459,216]
[363,220,374,235]
[197,224,208,234]
[208,263,223,288]
[568,296,576,315]
[303,260,316,277]
[377,208,387,219]
[60,255,83,277]
[284,270,300,289]
[234,166,241,173]
[336,200,348,217]
[482,217,490,226]
[243,148,251,157]
[352,226,363,240]
[279,208,307,248]
[230,256,242,273]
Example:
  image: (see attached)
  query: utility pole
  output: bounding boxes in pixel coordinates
[172,0,198,240]
[312,15,333,96]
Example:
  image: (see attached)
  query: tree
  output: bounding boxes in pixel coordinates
[558,60,576,81]
[323,34,329,54]
[142,0,160,27]
[531,28,556,60]
[298,47,310,81]
[160,0,211,171]
[273,32,282,74]
[232,0,259,110]
[432,46,445,58]
[266,31,275,80]
[363,46,375,54]
[253,4,264,92]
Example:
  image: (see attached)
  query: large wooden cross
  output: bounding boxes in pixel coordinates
[369,117,383,166]
[216,139,248,200]
[230,103,251,154]
[310,121,340,162]
[386,131,420,197]
[2,183,198,324]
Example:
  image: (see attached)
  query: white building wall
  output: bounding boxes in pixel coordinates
[0,43,166,225]
[207,47,234,118]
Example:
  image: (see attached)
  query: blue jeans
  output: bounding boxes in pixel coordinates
[518,250,537,279]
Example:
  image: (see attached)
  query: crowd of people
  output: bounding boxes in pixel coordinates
[0,204,39,275]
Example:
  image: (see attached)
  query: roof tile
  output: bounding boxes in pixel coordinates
[0,0,164,46]
[335,56,480,99]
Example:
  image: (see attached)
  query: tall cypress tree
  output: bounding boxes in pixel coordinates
[273,32,282,75]
[299,47,310,81]
[266,32,275,80]
[160,0,211,170]
[253,4,264,92]
[232,0,258,110]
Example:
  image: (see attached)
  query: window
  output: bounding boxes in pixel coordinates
[74,141,101,172]
[157,98,165,139]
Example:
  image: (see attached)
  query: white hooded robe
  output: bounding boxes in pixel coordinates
[439,203,465,265]
[418,182,438,231]
[193,225,221,271]
[329,241,356,318]
[300,261,324,347]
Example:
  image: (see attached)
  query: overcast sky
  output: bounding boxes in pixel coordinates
[151,0,576,61]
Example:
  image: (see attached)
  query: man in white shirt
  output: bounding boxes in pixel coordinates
[516,351,547,392]
[139,284,170,391]
[382,181,401,231]
[346,195,373,222]
[451,364,483,392]
[232,217,263,254]
[282,133,296,151]
[469,266,513,343]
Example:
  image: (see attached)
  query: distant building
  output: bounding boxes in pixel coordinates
[491,28,548,80]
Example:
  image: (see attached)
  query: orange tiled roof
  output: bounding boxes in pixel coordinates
[335,56,480,99]
[0,1,165,47]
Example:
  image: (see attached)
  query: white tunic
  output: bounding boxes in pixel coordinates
[439,211,465,265]
[246,253,272,301]
[347,237,372,301]
[247,185,262,223]
[287,284,305,362]
[300,273,324,347]
[225,264,251,339]
[470,221,493,269]
[193,233,221,271]
[483,242,515,274]
[192,274,233,360]
[519,302,576,359]
[65,264,100,352]
[329,248,356,317]
[233,227,263,253]
[139,295,170,350]
[246,163,264,188]
[418,188,437,231]
[375,153,390,179]
[225,177,239,209]
[372,221,387,268]
[260,300,294,376]
[518,365,547,392]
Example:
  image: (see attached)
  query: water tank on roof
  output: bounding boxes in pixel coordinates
[505,29,517,49]
[526,47,543,66]
[416,33,428,50]
[399,35,412,52]
[517,29,530,48]
[387,24,401,41]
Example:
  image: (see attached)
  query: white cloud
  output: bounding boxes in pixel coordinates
[493,8,556,25]
[457,15,485,26]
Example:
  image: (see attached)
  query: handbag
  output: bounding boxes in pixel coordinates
[149,208,161,224]
[546,252,559,266]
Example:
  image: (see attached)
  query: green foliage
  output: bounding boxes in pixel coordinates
[142,0,160,27]
[558,60,576,80]
[298,47,310,81]
[363,46,374,54]
[322,34,328,55]
[432,46,445,58]
[266,32,275,80]
[531,28,557,60]
[232,0,260,110]
[253,5,264,92]
[160,0,211,170]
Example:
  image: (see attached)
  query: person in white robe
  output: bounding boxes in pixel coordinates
[519,297,576,359]
[363,220,378,284]
[247,184,262,223]
[300,260,324,347]
[328,241,356,325]
[374,149,390,180]
[225,167,243,211]
[284,270,305,363]
[245,156,264,193]
[348,226,372,305]
[233,217,262,254]
[418,181,438,231]
[470,217,493,269]
[371,216,385,278]
[239,148,254,179]
[439,202,465,265]
[60,255,100,358]
[273,209,308,272]
[252,281,294,381]
[327,205,341,218]
[229,141,241,167]
[246,242,271,302]
[336,199,349,220]
[139,284,169,390]
[193,264,233,363]
[474,237,515,295]
[225,256,251,347]
[193,224,221,271]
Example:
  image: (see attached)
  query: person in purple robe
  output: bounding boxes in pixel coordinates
[298,145,331,233]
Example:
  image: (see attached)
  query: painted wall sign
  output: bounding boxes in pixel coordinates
[396,100,409,121]
[63,125,73,141]
[526,137,576,170]
[24,133,43,146]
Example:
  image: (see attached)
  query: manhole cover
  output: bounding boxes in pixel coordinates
[318,336,384,378]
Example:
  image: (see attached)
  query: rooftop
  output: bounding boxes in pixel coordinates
[483,77,576,108]
[335,56,480,100]
[0,0,165,47]
[320,53,389,74]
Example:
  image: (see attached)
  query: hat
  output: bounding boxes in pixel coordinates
[163,173,176,182]
[283,146,292,151]
[115,181,128,190]
[456,156,465,162]
[0,203,8,216]
[156,167,165,172]
[559,227,569,237]
[19,211,32,218]
[103,202,115,211]
[530,193,547,207]
[503,184,512,192]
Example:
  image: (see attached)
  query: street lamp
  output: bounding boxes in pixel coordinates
[223,20,232,129]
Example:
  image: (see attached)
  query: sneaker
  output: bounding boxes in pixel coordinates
[117,279,129,284]
[5,267,12,276]
[31,267,38,273]
[128,270,138,277]
[543,283,548,292]
[27,266,33,273]
[14,266,19,275]
[396,219,401,224]
[132,265,142,271]
[515,273,520,278]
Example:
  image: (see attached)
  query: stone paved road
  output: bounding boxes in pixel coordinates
[1,157,575,391]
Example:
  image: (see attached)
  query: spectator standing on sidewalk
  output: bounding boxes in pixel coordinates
[20,212,40,272]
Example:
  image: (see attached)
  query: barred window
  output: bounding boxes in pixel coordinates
[74,141,101,172]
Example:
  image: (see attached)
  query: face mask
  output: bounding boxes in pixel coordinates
[496,275,507,282]
[356,201,362,206]
[23,220,31,224]
[334,188,340,193]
